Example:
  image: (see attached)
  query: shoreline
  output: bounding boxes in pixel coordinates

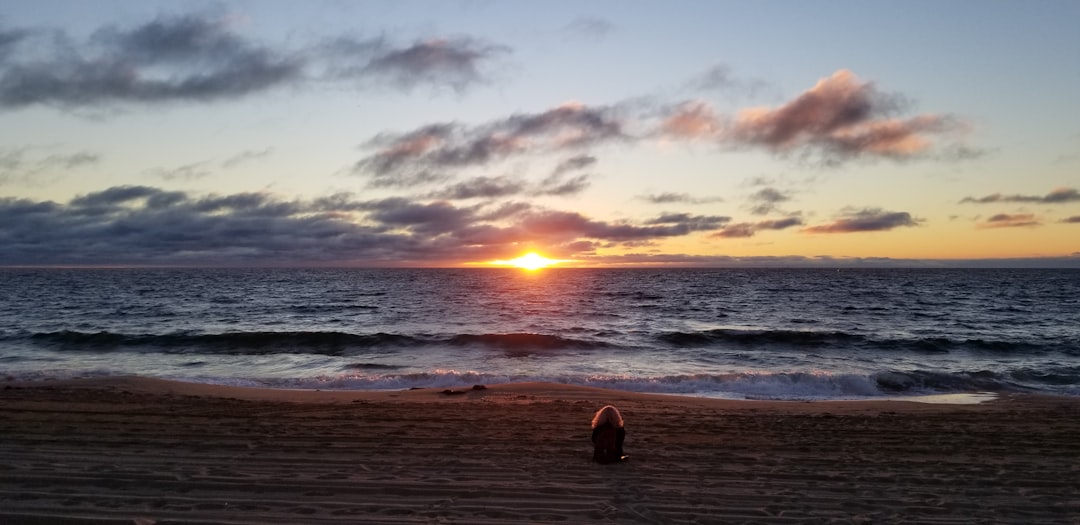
[4,373,1029,404]
[2,377,1079,523]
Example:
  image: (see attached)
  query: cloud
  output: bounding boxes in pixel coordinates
[536,155,596,196]
[425,162,593,200]
[537,172,591,196]
[686,64,769,97]
[550,154,597,176]
[978,213,1041,229]
[0,147,100,183]
[731,70,969,162]
[221,148,274,169]
[1063,216,1080,224]
[639,192,724,205]
[146,161,213,181]
[517,210,728,242]
[713,216,803,238]
[960,187,1080,204]
[661,70,973,164]
[426,175,526,200]
[0,185,732,266]
[0,26,29,60]
[659,101,723,140]
[317,34,508,93]
[355,37,509,94]
[644,213,730,230]
[747,187,792,215]
[0,13,510,110]
[562,17,614,41]
[0,13,302,109]
[592,253,1080,269]
[354,103,625,187]
[803,208,920,233]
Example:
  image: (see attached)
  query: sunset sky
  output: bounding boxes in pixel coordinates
[2,0,1078,267]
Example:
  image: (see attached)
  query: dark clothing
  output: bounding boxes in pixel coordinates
[591,423,626,462]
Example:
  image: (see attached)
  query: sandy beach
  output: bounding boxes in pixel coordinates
[1,378,1078,524]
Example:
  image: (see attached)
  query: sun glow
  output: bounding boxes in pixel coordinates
[492,252,564,270]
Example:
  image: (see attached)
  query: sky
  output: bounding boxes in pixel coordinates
[1,0,1078,268]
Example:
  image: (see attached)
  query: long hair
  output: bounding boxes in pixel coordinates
[591,405,624,429]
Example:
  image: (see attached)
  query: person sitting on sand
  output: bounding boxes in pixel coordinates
[591,405,627,463]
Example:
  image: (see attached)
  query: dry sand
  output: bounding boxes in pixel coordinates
[1,377,1078,524]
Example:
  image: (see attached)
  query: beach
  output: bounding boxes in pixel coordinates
[1,378,1078,524]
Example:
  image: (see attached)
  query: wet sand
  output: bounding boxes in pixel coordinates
[1,377,1078,524]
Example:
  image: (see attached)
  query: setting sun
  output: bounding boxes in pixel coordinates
[492,252,563,270]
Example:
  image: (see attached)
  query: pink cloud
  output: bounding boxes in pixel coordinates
[660,101,722,140]
[727,70,965,162]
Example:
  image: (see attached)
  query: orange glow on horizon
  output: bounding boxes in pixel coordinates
[490,252,565,270]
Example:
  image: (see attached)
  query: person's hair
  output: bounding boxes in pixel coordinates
[591,405,624,429]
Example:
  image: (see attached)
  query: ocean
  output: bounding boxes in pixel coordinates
[1,268,1078,400]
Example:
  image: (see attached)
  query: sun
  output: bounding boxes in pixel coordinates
[492,252,563,270]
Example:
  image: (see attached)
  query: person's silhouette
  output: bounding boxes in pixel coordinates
[590,405,626,463]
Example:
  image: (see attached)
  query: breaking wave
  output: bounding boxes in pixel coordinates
[17,330,610,356]
[10,367,1077,399]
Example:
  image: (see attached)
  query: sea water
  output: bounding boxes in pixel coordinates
[1,268,1077,400]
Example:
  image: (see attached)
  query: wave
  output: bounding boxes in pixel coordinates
[10,327,1074,359]
[446,333,609,350]
[658,329,864,347]
[9,367,1076,399]
[26,330,422,355]
[656,328,1076,355]
[19,330,609,356]
[227,367,1080,398]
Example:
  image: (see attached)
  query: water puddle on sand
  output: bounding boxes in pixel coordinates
[889,392,998,404]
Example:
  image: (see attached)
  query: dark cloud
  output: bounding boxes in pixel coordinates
[979,213,1041,229]
[68,185,161,208]
[1063,216,1080,224]
[0,13,302,109]
[639,192,724,205]
[0,14,509,110]
[960,187,1080,204]
[427,176,525,200]
[713,216,803,238]
[0,26,29,60]
[361,198,475,236]
[354,103,625,187]
[551,155,596,176]
[0,187,426,265]
[316,34,509,94]
[535,155,596,196]
[644,213,730,230]
[717,216,803,238]
[517,209,726,242]
[592,253,1080,269]
[425,170,591,200]
[358,37,508,94]
[747,187,792,215]
[537,172,591,196]
[803,208,920,233]
[0,186,732,266]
